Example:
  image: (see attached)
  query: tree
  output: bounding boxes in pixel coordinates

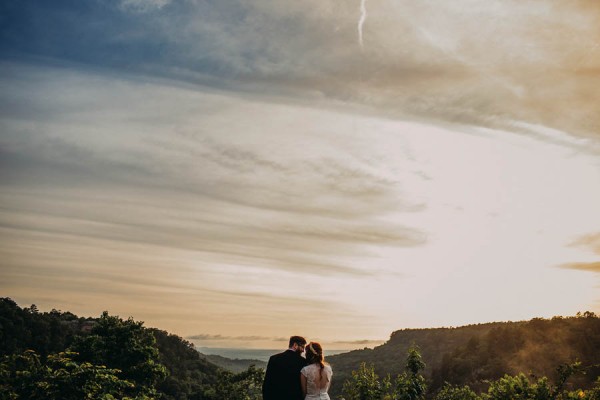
[0,350,143,400]
[434,383,481,400]
[580,378,600,400]
[209,364,265,400]
[342,347,428,400]
[393,345,427,400]
[483,373,552,400]
[553,362,584,398]
[151,328,221,399]
[342,362,392,400]
[69,311,167,398]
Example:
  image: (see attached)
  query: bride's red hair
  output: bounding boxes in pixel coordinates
[306,342,326,378]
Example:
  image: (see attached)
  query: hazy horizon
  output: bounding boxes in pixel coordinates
[196,346,349,362]
[1,0,599,350]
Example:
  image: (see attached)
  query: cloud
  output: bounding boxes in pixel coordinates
[0,61,436,340]
[186,334,386,347]
[562,233,600,273]
[0,62,427,302]
[187,334,286,342]
[2,2,600,344]
[118,0,171,13]
[564,262,600,273]
[569,233,600,255]
[332,339,384,345]
[1,1,600,141]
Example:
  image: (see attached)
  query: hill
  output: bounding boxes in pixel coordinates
[328,313,600,397]
[2,297,598,399]
[200,353,267,373]
[0,297,261,399]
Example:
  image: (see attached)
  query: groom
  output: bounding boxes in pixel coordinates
[262,336,308,400]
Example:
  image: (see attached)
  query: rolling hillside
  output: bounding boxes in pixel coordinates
[328,314,600,397]
[200,353,267,373]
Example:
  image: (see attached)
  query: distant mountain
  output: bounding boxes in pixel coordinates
[196,346,349,362]
[196,347,278,362]
[327,314,600,398]
[200,353,267,373]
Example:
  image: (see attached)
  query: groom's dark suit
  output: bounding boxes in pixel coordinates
[262,349,307,400]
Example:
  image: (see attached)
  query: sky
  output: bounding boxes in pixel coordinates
[1,0,600,350]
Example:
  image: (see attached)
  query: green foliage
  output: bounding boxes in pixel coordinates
[202,353,266,373]
[577,378,600,400]
[554,362,584,397]
[208,364,264,400]
[394,372,427,400]
[342,362,392,400]
[0,298,265,399]
[69,311,167,398]
[330,313,600,397]
[393,346,427,400]
[0,298,83,358]
[151,328,221,399]
[480,365,593,400]
[405,346,426,377]
[434,383,480,400]
[341,343,598,400]
[483,374,553,400]
[3,298,599,400]
[430,315,600,394]
[343,347,429,400]
[0,349,143,400]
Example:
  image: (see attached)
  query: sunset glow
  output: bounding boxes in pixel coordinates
[1,0,599,350]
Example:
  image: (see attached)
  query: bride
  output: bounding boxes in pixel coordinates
[300,342,333,400]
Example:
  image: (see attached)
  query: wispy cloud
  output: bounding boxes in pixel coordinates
[187,334,286,342]
[118,0,171,13]
[332,339,384,345]
[570,233,600,255]
[564,262,600,273]
[1,0,600,345]
[562,233,600,273]
[0,62,428,340]
[2,1,600,140]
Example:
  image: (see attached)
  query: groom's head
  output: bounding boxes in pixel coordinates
[288,336,307,354]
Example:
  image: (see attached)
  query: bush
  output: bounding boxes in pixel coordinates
[0,350,143,399]
[434,383,480,400]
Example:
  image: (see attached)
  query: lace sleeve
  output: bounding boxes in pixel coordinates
[300,366,309,377]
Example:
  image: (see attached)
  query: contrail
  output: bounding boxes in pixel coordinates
[358,0,367,49]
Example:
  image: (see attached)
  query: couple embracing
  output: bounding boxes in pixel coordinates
[262,336,333,400]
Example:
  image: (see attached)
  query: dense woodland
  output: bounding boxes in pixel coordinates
[0,298,261,399]
[328,313,600,398]
[1,297,599,399]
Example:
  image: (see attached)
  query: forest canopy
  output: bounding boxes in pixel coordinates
[0,297,261,399]
[1,298,598,399]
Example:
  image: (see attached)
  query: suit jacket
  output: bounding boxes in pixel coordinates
[262,349,308,400]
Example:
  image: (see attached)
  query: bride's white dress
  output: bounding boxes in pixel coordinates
[301,363,333,400]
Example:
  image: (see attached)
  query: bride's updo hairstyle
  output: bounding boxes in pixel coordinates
[306,342,327,378]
